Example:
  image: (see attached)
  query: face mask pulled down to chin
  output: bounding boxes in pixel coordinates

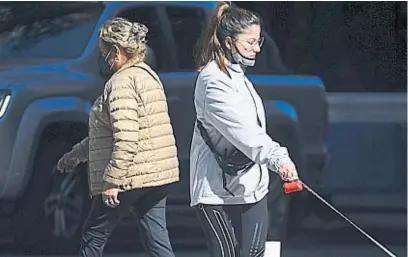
[231,47,256,67]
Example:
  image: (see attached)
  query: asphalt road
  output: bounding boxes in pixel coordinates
[1,209,406,257]
[0,245,405,257]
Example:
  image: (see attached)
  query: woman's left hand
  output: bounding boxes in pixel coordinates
[102,183,121,208]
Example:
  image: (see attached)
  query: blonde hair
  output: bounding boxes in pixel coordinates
[99,17,148,64]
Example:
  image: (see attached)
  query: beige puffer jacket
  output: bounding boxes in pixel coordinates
[68,62,179,196]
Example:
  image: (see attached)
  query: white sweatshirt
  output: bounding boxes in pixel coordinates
[189,60,293,207]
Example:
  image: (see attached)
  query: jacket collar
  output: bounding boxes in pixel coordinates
[225,59,246,77]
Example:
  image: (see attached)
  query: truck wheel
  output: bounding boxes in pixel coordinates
[14,140,89,254]
[266,126,307,241]
[267,168,307,241]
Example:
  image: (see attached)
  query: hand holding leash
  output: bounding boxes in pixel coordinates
[279,162,299,182]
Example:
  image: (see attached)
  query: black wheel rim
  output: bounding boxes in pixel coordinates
[44,166,85,239]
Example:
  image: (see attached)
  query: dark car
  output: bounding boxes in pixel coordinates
[0,1,329,253]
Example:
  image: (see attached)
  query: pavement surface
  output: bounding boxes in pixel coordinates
[0,210,406,257]
[0,192,406,257]
[0,246,406,257]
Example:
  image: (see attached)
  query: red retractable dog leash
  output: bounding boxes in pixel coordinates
[284,180,397,257]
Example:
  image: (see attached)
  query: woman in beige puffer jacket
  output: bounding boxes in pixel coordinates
[57,17,179,257]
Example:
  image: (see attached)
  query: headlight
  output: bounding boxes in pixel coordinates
[0,92,11,118]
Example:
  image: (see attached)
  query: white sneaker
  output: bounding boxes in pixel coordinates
[264,241,281,257]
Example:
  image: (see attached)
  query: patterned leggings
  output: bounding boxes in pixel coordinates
[196,196,268,257]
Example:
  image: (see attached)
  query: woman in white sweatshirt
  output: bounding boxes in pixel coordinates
[190,2,299,257]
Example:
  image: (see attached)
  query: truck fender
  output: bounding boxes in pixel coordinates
[265,100,304,170]
[1,97,91,199]
[264,101,307,240]
[267,100,298,122]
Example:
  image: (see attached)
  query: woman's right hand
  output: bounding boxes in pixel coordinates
[56,151,79,173]
[279,162,299,182]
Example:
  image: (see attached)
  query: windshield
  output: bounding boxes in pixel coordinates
[0,2,104,59]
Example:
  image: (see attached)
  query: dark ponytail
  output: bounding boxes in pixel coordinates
[195,2,230,75]
[195,2,261,76]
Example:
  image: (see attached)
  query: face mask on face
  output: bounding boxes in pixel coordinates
[98,48,115,78]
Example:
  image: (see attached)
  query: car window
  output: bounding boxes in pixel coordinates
[166,6,207,71]
[119,6,168,71]
[0,2,103,60]
[164,5,288,74]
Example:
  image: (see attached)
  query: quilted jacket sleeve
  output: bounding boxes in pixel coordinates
[70,137,89,163]
[103,75,140,186]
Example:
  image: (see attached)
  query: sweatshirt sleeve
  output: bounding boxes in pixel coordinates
[202,74,293,173]
[103,76,140,186]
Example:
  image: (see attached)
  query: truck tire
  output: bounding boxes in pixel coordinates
[14,140,90,254]
[266,124,307,241]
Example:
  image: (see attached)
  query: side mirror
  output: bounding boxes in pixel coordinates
[145,46,157,70]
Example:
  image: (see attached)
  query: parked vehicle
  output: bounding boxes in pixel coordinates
[0,1,329,253]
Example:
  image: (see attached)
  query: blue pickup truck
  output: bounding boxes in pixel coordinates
[0,1,329,253]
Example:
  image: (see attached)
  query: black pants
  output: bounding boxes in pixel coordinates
[196,196,268,257]
[79,186,174,257]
